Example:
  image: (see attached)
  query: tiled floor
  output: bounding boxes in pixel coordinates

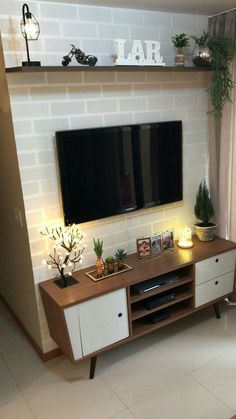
[1,299,236,419]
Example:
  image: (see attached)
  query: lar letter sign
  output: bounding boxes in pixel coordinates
[114,39,166,66]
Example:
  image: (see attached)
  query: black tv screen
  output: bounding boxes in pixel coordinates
[56,121,183,225]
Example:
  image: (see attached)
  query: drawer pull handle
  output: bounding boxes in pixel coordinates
[215,258,219,263]
[118,312,123,318]
[215,280,218,285]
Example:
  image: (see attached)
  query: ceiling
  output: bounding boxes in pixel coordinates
[45,0,236,16]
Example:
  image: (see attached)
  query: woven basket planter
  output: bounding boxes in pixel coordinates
[194,223,217,241]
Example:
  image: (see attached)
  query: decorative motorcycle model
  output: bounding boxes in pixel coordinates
[62,45,97,67]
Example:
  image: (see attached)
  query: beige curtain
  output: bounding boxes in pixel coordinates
[209,11,236,241]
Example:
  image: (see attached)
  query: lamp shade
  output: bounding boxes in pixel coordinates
[20,3,40,66]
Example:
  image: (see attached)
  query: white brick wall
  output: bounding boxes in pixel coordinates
[1,0,209,352]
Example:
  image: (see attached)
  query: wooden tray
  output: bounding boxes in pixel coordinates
[85,263,132,282]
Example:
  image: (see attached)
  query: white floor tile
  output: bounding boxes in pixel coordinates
[0,318,31,358]
[0,396,34,419]
[23,375,125,419]
[110,408,137,419]
[99,339,186,406]
[156,320,236,373]
[5,345,90,393]
[130,375,234,419]
[200,305,236,344]
[0,357,22,409]
[192,351,236,411]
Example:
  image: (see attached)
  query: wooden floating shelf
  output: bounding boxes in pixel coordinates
[5,65,212,73]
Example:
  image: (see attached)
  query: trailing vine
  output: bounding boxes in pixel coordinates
[207,35,235,120]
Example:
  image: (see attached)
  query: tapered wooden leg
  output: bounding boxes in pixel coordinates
[89,356,97,379]
[213,302,220,319]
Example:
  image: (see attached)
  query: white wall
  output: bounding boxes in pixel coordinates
[1,0,209,352]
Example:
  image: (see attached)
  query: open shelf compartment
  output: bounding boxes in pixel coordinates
[132,300,194,338]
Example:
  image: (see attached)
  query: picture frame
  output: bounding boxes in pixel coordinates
[151,234,163,255]
[162,230,174,250]
[136,237,151,259]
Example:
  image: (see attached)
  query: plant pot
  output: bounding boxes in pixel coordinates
[192,46,210,67]
[175,54,185,66]
[194,223,217,242]
[54,276,78,289]
[107,262,114,275]
[117,259,125,270]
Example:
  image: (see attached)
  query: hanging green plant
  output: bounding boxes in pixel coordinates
[207,35,235,120]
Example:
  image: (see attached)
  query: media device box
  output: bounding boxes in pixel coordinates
[143,291,176,310]
[131,273,178,295]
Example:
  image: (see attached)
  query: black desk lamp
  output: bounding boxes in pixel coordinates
[20,3,40,66]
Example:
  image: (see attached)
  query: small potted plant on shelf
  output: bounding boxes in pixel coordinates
[194,180,217,241]
[40,224,85,288]
[105,256,115,275]
[191,31,210,67]
[172,33,190,66]
[93,238,105,278]
[114,248,127,270]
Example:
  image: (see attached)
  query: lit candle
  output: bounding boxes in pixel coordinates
[178,226,193,249]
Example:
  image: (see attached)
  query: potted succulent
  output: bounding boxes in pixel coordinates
[93,238,105,278]
[114,248,127,270]
[194,180,217,241]
[105,256,115,274]
[172,33,190,66]
[191,31,210,67]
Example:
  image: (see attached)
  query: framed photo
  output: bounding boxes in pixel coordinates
[151,234,162,255]
[162,230,174,251]
[136,237,151,259]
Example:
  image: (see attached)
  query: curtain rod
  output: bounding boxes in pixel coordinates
[209,7,236,18]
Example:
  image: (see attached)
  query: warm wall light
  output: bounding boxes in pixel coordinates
[178,226,193,249]
[20,3,40,67]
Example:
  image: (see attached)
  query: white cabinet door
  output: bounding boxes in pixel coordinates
[64,305,83,361]
[79,288,129,356]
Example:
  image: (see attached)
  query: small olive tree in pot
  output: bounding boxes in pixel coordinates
[194,180,217,241]
[172,33,190,66]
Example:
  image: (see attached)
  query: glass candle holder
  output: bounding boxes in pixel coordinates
[178,226,193,249]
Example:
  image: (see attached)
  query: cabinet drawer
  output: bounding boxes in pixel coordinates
[195,249,236,285]
[195,271,234,307]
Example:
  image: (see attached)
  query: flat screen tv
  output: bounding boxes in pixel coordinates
[56,121,183,225]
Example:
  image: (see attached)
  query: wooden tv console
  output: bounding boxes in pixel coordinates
[39,236,236,378]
